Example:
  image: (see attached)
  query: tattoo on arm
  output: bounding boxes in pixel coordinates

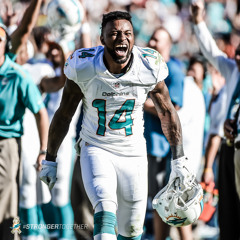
[150,82,184,159]
[159,110,184,159]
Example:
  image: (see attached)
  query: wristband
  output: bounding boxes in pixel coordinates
[39,150,47,155]
[204,168,213,173]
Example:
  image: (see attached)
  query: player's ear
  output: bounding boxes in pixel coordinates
[100,35,105,45]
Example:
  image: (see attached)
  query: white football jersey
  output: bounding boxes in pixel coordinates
[64,45,168,156]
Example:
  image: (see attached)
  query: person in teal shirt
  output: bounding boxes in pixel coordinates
[0,24,49,239]
[0,55,45,137]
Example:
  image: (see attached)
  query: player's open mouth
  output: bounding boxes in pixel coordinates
[115,44,128,57]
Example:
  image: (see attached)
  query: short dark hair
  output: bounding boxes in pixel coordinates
[188,54,207,79]
[101,11,132,35]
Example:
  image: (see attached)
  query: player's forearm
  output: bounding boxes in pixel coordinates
[159,109,184,159]
[46,110,71,161]
[150,82,184,159]
[46,79,83,162]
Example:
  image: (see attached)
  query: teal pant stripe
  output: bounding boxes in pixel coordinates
[118,234,142,240]
[93,211,116,236]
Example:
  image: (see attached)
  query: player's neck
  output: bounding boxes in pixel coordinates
[103,53,133,74]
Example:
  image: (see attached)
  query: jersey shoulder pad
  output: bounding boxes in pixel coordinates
[64,46,102,83]
[136,46,168,82]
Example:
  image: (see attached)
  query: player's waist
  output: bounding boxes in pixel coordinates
[79,131,147,157]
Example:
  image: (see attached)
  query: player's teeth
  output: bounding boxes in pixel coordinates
[116,45,127,47]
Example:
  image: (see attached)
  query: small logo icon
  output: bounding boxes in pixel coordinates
[10,217,21,234]
[113,82,120,88]
[166,214,187,226]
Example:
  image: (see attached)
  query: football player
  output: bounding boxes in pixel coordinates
[40,11,199,240]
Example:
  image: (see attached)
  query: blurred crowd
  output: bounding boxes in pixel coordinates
[1,0,240,59]
[0,0,240,240]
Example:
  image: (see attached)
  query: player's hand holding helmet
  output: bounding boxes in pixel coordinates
[169,156,194,185]
[39,160,58,190]
[152,156,204,227]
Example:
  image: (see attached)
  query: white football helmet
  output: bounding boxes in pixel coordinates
[47,0,85,29]
[152,176,204,227]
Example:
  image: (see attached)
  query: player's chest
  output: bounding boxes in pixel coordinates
[85,75,148,102]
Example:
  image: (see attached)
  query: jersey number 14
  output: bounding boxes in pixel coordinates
[92,99,135,136]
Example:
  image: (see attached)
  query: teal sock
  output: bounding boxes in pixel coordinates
[94,211,116,236]
[41,201,59,237]
[36,205,52,238]
[55,202,75,238]
[19,206,39,236]
[118,234,142,240]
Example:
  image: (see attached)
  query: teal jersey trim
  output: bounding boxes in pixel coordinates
[118,234,142,240]
[93,211,116,236]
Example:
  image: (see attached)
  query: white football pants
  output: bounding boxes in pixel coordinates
[80,141,148,237]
